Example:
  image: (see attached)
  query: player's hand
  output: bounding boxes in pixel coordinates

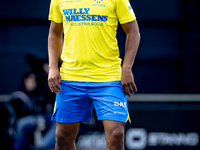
[121,68,137,97]
[48,68,61,94]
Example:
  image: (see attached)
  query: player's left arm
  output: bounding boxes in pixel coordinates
[121,20,140,97]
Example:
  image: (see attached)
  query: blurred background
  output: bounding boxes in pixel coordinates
[0,0,200,150]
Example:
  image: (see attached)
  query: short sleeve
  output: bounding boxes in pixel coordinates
[115,0,136,24]
[48,0,63,23]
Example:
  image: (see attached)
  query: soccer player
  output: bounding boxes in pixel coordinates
[47,0,140,149]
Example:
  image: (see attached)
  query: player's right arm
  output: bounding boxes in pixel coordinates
[48,21,63,94]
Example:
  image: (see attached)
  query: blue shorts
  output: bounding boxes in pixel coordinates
[51,81,131,124]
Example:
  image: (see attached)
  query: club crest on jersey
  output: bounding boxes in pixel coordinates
[94,0,103,4]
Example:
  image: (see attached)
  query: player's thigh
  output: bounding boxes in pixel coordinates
[52,81,93,123]
[55,121,80,141]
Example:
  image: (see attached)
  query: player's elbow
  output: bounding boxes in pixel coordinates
[135,30,140,41]
[130,29,140,44]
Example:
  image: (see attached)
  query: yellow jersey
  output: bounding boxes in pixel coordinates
[49,0,136,82]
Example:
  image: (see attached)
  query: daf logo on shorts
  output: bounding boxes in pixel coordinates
[114,102,127,107]
[94,0,103,4]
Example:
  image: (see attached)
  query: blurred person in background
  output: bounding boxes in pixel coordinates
[11,54,56,150]
[48,0,140,149]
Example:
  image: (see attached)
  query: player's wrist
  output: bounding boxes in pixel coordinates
[122,66,132,71]
[49,64,59,70]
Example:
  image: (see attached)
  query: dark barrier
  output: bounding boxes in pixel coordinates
[124,94,200,150]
